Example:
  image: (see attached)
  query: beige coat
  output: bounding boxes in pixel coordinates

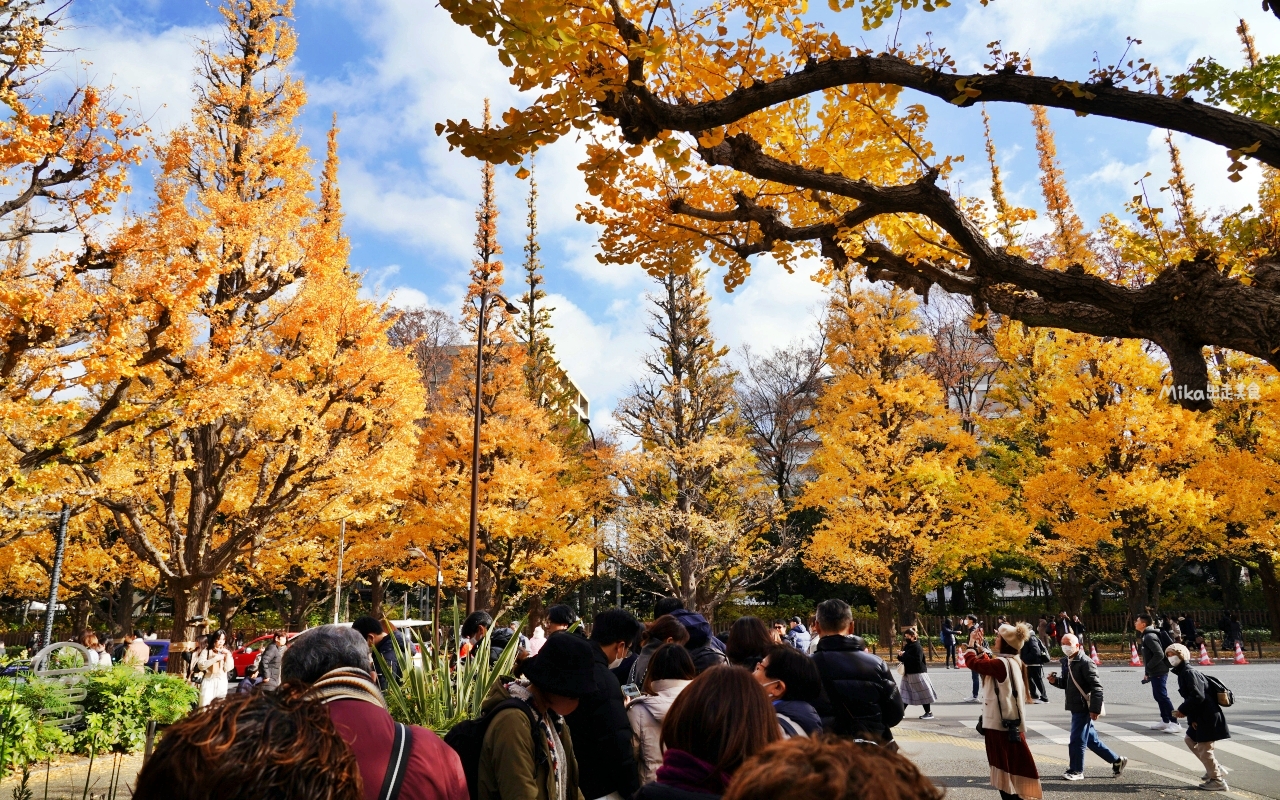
[626,679,691,785]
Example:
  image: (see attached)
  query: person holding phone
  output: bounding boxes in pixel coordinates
[1047,633,1126,782]
[627,643,697,783]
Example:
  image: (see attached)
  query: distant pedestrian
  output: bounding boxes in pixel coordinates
[259,632,287,690]
[352,616,403,690]
[193,629,235,708]
[1071,615,1086,638]
[770,620,787,644]
[634,665,780,800]
[1166,643,1231,792]
[1135,614,1179,734]
[964,623,1042,800]
[237,663,264,693]
[543,604,580,636]
[1019,630,1051,703]
[628,643,696,783]
[629,614,690,688]
[810,599,904,746]
[1046,633,1127,782]
[1178,613,1199,647]
[458,611,493,661]
[752,644,823,737]
[963,615,984,702]
[726,616,773,671]
[122,631,150,672]
[784,616,811,653]
[896,626,937,720]
[1035,615,1050,648]
[941,618,957,669]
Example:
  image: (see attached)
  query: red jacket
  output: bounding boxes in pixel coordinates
[327,698,467,800]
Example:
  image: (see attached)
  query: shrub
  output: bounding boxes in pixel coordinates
[0,677,71,773]
[75,667,197,753]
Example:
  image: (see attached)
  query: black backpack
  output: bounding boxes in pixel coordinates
[444,698,547,800]
[1156,628,1175,651]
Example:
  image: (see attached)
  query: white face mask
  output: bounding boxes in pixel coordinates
[1167,655,1182,668]
[1061,644,1078,657]
[608,656,624,670]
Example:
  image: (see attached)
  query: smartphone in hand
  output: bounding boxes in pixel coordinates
[621,683,643,701]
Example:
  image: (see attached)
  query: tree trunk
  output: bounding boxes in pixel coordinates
[167,578,214,676]
[947,581,967,615]
[892,557,917,652]
[113,577,135,638]
[526,596,545,634]
[1215,557,1243,611]
[218,587,243,633]
[1257,552,1280,643]
[875,588,895,654]
[1089,584,1103,616]
[1051,567,1084,616]
[370,570,384,619]
[70,596,91,636]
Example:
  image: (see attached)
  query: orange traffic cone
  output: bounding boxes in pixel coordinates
[1130,643,1143,666]
[1091,644,1102,666]
[956,648,966,668]
[1199,643,1214,666]
[1234,641,1249,665]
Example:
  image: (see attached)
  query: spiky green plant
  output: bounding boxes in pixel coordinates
[379,602,523,734]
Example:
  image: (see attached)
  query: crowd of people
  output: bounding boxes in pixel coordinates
[130,600,1243,800]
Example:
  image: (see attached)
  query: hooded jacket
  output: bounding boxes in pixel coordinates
[785,624,811,653]
[670,609,727,673]
[811,635,903,741]
[477,681,582,800]
[627,679,692,784]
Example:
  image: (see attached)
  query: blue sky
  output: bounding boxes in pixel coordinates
[61,0,1274,431]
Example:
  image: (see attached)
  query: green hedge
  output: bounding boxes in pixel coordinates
[0,666,196,774]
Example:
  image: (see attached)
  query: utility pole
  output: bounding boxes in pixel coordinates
[333,519,346,624]
[42,504,70,647]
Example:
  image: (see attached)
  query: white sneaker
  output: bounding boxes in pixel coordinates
[1199,779,1229,792]
[1148,721,1168,730]
[1062,771,1084,781]
[1163,722,1182,734]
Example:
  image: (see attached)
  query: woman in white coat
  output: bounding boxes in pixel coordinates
[193,629,235,707]
[627,643,697,784]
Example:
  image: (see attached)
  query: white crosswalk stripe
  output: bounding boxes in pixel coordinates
[959,716,1280,778]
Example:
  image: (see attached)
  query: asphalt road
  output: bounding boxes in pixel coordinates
[897,661,1280,800]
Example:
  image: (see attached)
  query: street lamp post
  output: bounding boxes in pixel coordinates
[467,290,519,614]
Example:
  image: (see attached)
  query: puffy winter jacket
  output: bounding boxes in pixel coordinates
[811,635,903,742]
[773,698,822,737]
[564,641,642,800]
[785,624,812,653]
[670,609,727,673]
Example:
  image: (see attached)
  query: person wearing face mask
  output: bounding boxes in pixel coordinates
[753,645,823,738]
[1165,643,1231,792]
[564,608,644,800]
[1047,633,1127,782]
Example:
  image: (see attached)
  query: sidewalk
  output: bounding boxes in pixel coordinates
[0,753,143,800]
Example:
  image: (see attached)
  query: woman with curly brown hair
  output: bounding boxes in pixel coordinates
[721,736,943,800]
[634,665,780,800]
[133,684,361,800]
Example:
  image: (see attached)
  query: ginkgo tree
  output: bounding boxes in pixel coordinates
[90,0,423,658]
[801,282,1022,649]
[436,0,1280,409]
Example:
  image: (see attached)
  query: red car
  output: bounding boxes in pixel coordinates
[231,632,301,679]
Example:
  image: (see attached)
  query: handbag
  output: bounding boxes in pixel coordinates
[1067,656,1106,717]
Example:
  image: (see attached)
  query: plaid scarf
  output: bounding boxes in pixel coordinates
[307,667,387,708]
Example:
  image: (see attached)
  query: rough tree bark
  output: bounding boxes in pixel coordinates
[1256,552,1280,643]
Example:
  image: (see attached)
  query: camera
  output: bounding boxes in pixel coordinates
[1004,718,1022,743]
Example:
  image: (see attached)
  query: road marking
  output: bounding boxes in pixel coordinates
[1092,721,1199,771]
[1228,724,1280,742]
[1215,740,1280,771]
[1025,721,1072,745]
[1241,720,1280,731]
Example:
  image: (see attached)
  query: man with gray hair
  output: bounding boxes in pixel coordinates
[1047,632,1127,782]
[282,625,466,800]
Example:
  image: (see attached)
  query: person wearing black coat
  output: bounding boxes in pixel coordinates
[1167,643,1231,791]
[564,610,644,800]
[940,618,957,669]
[809,600,903,745]
[1019,633,1050,703]
[895,628,937,720]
